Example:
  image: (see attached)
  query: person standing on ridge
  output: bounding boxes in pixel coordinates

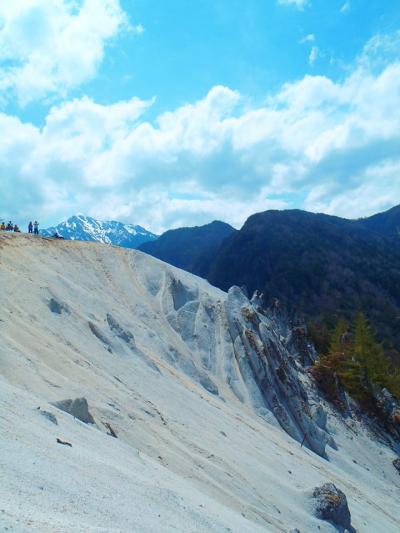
[0,222,5,230]
[28,221,33,233]
[33,221,39,235]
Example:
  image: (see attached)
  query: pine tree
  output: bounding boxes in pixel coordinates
[329,319,348,355]
[353,313,392,390]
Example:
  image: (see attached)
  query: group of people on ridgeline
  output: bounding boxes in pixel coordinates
[1,220,64,239]
[1,220,39,234]
[28,221,40,234]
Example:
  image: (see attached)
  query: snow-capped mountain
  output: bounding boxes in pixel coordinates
[41,214,158,249]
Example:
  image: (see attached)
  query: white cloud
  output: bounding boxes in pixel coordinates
[1,33,400,232]
[304,160,400,218]
[278,0,309,10]
[0,0,129,105]
[308,46,319,66]
[132,23,144,34]
[340,2,350,14]
[300,34,315,43]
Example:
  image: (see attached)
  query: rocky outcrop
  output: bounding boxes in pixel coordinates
[162,276,331,456]
[312,483,353,531]
[224,287,330,457]
[53,397,95,424]
[393,457,400,474]
[105,313,160,372]
[106,314,136,347]
[88,321,112,349]
[373,387,400,437]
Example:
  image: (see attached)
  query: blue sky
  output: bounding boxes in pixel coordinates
[0,0,399,232]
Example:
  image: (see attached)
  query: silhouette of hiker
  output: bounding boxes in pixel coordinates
[28,221,33,233]
[33,221,39,235]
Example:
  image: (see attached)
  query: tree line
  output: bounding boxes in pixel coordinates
[310,313,400,411]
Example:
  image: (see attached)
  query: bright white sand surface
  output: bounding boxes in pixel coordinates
[0,233,399,532]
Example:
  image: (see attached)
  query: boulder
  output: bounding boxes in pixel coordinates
[53,397,95,424]
[48,297,69,315]
[312,483,352,531]
[393,458,400,474]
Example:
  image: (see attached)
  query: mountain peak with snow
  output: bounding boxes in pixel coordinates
[41,214,158,249]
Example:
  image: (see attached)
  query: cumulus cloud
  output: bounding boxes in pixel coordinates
[0,0,129,105]
[1,33,400,232]
[278,0,309,10]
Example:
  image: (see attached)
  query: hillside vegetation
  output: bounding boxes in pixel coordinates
[138,220,236,276]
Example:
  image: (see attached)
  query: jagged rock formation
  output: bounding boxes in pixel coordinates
[53,398,95,424]
[222,287,330,456]
[161,272,331,456]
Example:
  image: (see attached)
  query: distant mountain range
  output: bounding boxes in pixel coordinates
[138,220,236,276]
[41,215,158,249]
[139,205,400,358]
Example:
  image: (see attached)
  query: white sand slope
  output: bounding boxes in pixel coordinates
[0,233,399,532]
